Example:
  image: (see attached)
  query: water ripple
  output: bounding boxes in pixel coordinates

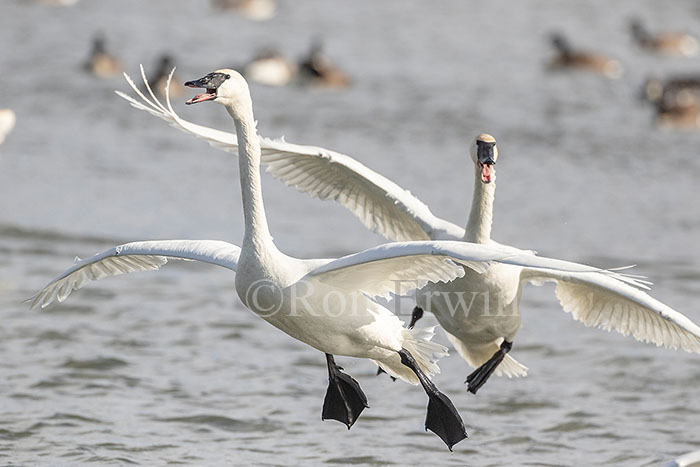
[154,415,281,433]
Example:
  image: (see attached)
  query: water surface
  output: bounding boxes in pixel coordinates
[1,0,699,465]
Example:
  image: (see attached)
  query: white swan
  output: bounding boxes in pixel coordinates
[36,68,680,450]
[0,109,15,145]
[27,69,578,449]
[116,71,700,396]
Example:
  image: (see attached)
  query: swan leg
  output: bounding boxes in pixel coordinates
[375,366,396,381]
[321,353,369,429]
[398,349,468,451]
[465,340,513,394]
[408,306,424,329]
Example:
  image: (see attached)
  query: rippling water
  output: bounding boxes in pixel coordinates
[1,0,699,465]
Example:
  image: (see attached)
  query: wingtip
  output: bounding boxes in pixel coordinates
[24,293,45,311]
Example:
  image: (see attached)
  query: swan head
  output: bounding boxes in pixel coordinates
[184,69,250,108]
[469,134,498,184]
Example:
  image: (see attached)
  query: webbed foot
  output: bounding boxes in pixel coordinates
[399,349,467,450]
[465,340,513,394]
[322,354,369,429]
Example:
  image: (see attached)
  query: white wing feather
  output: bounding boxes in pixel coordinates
[521,268,700,353]
[307,241,511,300]
[30,240,241,309]
[260,140,456,241]
[306,240,612,300]
[114,70,700,353]
[116,69,462,242]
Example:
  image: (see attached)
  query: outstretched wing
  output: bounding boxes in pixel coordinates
[306,240,607,301]
[260,138,462,241]
[30,240,241,309]
[116,67,462,242]
[520,267,700,353]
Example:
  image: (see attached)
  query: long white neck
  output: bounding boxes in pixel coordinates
[464,165,495,244]
[226,103,275,255]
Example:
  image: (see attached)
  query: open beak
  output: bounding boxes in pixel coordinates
[184,77,217,105]
[477,143,496,183]
[184,72,230,105]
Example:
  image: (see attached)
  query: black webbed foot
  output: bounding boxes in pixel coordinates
[322,354,368,429]
[425,389,469,451]
[465,340,513,394]
[408,306,424,329]
[399,349,468,451]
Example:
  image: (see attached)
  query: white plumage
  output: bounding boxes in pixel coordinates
[116,72,700,393]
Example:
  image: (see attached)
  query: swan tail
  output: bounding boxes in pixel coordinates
[445,333,528,378]
[374,326,448,385]
[497,354,528,378]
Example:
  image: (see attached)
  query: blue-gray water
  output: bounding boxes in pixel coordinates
[1,0,699,465]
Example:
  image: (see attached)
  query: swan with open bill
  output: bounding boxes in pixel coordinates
[115,70,700,397]
[34,68,643,450]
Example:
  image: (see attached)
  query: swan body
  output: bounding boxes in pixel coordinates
[0,109,16,145]
[117,73,700,395]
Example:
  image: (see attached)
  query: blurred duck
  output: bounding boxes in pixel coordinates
[642,76,700,107]
[243,49,297,86]
[0,109,16,145]
[548,33,623,79]
[84,36,122,78]
[211,0,275,21]
[630,18,699,56]
[641,76,700,129]
[655,99,700,130]
[148,55,186,98]
[299,42,350,88]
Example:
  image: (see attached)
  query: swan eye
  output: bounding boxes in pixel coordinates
[226,74,231,79]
